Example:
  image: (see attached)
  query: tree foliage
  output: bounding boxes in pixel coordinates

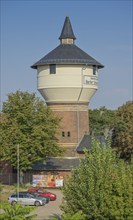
[61,140,133,220]
[50,211,86,220]
[112,101,133,160]
[89,102,133,160]
[0,203,36,220]
[89,106,116,138]
[0,91,63,171]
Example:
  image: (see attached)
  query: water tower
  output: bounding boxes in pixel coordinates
[31,17,104,157]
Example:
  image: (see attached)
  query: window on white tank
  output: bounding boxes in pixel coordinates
[50,64,56,74]
[93,66,97,75]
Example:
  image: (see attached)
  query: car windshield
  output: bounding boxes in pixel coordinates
[28,194,34,198]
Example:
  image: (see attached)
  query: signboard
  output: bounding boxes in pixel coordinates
[32,174,64,187]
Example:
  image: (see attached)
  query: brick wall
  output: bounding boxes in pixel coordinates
[50,104,89,156]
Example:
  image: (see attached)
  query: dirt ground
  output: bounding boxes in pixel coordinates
[32,189,63,220]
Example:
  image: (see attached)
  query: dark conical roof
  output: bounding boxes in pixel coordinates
[31,17,104,69]
[31,44,104,69]
[59,16,76,40]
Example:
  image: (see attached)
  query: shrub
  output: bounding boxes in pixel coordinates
[61,140,133,220]
[0,203,37,220]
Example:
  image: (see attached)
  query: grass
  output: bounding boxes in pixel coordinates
[0,184,31,203]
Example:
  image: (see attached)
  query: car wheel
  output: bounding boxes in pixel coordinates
[11,201,17,205]
[34,201,40,206]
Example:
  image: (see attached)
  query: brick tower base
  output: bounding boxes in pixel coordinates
[49,104,89,157]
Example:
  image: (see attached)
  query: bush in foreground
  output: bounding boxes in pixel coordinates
[50,210,86,220]
[0,203,37,220]
[61,140,133,220]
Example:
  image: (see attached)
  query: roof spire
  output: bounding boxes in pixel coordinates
[59,16,76,44]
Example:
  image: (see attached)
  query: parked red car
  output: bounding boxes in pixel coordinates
[27,188,56,201]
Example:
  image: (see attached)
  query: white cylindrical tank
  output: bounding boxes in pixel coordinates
[37,64,98,104]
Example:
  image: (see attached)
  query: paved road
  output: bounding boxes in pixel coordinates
[32,189,63,220]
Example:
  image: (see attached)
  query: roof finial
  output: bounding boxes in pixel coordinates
[59,16,76,44]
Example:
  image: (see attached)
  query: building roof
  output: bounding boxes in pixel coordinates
[31,16,104,69]
[76,135,92,152]
[31,44,104,69]
[76,135,107,152]
[32,136,107,171]
[32,157,80,171]
[59,16,76,40]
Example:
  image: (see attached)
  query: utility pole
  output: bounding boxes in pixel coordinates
[17,144,19,200]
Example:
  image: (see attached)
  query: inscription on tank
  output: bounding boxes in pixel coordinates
[84,76,98,85]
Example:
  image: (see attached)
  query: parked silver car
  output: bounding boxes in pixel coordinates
[8,192,46,206]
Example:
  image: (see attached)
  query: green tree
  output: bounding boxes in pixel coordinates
[89,106,116,138]
[89,103,133,160]
[0,91,63,171]
[61,140,133,220]
[112,101,133,160]
[0,203,36,220]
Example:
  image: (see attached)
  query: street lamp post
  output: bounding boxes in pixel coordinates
[17,144,19,200]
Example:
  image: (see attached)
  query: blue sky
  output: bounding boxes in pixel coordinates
[1,0,132,110]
